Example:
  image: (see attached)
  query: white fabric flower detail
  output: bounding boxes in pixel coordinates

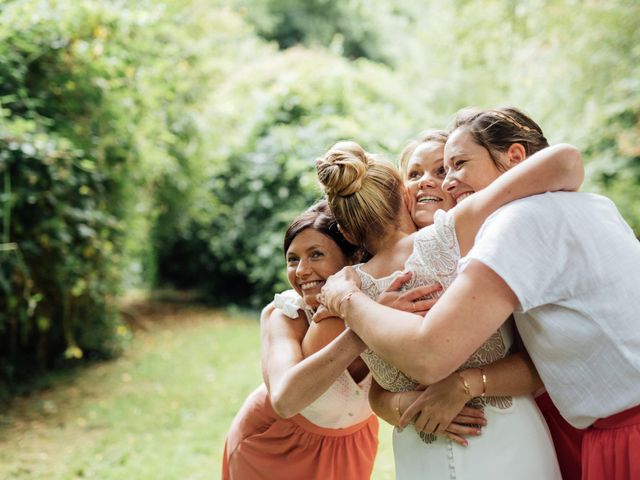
[273,290,305,318]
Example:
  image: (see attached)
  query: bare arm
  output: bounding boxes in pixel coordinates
[375,278,542,434]
[459,350,542,398]
[399,350,542,433]
[368,378,411,426]
[369,377,486,446]
[321,260,518,386]
[302,318,370,382]
[261,305,367,418]
[453,143,583,255]
[301,317,346,357]
[375,275,542,399]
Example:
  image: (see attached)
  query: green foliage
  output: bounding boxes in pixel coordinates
[237,0,414,64]
[2,0,640,389]
[0,1,138,386]
[585,100,640,234]
[0,121,125,381]
[0,0,227,388]
[155,48,418,306]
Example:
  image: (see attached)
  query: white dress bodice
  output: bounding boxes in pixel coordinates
[355,210,514,406]
[352,210,561,479]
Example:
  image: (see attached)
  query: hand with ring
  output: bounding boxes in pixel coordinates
[376,271,442,316]
[313,266,361,322]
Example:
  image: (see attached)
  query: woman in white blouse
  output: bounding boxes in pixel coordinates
[315,112,583,478]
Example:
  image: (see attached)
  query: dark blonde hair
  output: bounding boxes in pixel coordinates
[316,141,404,248]
[451,107,549,171]
[398,129,449,178]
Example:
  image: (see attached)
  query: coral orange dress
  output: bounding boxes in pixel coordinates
[222,293,378,480]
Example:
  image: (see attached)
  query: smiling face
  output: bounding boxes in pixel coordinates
[442,128,504,204]
[286,228,350,308]
[405,141,456,228]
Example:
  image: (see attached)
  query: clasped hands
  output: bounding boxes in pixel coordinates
[397,376,486,447]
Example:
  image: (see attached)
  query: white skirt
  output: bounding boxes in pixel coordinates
[392,394,561,479]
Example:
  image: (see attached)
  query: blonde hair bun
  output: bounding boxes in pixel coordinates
[316,141,372,197]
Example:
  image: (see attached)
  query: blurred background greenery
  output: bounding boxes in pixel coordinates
[1,0,639,395]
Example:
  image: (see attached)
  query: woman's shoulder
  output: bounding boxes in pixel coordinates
[273,289,307,319]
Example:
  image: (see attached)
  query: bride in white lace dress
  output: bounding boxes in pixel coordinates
[315,133,582,479]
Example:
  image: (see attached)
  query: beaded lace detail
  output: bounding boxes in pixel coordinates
[355,210,513,442]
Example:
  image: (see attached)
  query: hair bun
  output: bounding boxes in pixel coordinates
[316,141,371,197]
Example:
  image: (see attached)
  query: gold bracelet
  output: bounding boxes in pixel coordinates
[458,372,472,398]
[480,368,487,399]
[395,393,403,422]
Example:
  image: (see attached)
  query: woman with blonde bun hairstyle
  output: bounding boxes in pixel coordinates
[315,132,584,479]
[316,141,408,250]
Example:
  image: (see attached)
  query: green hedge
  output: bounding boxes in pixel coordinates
[0,0,221,391]
[153,48,420,307]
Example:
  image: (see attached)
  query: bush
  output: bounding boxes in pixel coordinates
[585,100,640,235]
[0,0,211,389]
[154,48,421,307]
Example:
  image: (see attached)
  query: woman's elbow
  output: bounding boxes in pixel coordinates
[557,143,584,191]
[409,356,455,386]
[269,390,298,419]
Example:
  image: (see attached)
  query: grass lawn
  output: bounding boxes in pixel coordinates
[0,301,395,479]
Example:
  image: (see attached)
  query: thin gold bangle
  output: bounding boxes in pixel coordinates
[480,368,487,399]
[395,393,403,422]
[458,372,472,398]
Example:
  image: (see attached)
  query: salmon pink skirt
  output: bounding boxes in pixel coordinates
[582,403,640,480]
[222,385,379,480]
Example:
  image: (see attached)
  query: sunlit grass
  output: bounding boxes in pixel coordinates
[0,303,394,479]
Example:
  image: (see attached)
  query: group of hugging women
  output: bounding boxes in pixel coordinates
[222,107,640,480]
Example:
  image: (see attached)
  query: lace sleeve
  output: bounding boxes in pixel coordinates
[432,209,460,257]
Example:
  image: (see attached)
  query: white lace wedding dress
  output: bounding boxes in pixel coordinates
[355,210,561,480]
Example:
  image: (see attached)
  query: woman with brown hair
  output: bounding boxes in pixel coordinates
[222,201,378,480]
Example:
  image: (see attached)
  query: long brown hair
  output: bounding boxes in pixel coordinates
[283,200,359,260]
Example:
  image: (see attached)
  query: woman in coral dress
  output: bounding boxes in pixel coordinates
[222,201,378,480]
